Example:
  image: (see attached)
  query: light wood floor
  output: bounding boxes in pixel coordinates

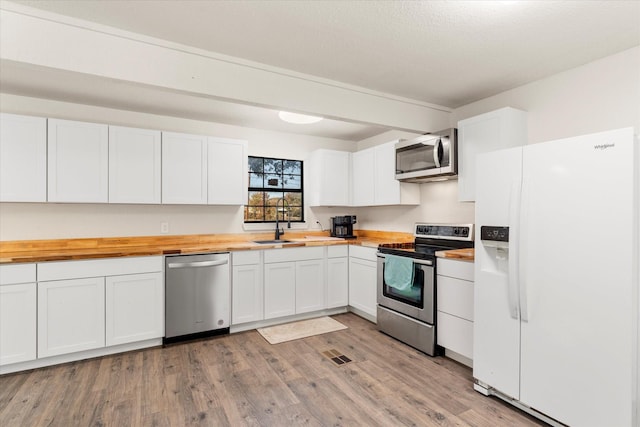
[0,313,546,426]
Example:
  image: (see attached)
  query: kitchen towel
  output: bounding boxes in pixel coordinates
[384,254,414,291]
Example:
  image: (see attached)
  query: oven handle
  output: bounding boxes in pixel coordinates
[376,254,433,267]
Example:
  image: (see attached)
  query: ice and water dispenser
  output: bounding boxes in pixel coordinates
[480,226,510,269]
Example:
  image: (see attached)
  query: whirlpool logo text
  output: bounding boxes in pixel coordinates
[594,143,615,150]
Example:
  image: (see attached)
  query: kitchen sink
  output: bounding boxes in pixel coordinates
[252,239,293,244]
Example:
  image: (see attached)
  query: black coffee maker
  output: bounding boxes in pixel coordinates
[330,215,357,239]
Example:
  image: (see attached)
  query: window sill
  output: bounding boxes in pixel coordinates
[242,222,309,232]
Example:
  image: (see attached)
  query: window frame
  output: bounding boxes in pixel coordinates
[244,155,304,223]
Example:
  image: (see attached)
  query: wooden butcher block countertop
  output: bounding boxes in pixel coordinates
[435,248,475,261]
[0,230,413,264]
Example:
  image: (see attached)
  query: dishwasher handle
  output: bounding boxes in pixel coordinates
[167,259,228,269]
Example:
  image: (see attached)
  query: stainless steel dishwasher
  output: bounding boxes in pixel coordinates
[164,252,230,344]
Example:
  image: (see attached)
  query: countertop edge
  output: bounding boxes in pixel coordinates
[0,233,405,264]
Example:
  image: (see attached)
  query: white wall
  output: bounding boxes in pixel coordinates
[453,46,640,142]
[0,94,356,240]
[355,46,640,233]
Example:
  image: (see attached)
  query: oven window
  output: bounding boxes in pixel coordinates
[382,264,424,308]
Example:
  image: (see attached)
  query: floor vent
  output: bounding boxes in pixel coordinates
[322,349,352,366]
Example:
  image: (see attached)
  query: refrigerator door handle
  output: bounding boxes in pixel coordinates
[519,178,530,323]
[507,182,520,320]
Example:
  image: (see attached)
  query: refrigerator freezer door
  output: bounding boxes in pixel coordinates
[473,146,523,400]
[519,128,634,426]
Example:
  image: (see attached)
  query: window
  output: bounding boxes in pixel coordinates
[245,156,303,222]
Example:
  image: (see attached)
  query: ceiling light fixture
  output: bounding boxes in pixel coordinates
[278,111,323,124]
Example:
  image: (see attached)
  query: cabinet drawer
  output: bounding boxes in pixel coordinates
[327,245,348,258]
[38,256,163,281]
[437,275,474,321]
[437,258,474,281]
[436,311,473,360]
[0,263,36,285]
[348,245,378,262]
[264,246,323,263]
[232,250,261,266]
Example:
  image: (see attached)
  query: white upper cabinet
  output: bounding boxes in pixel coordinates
[351,147,376,206]
[351,141,419,206]
[0,113,47,202]
[162,131,208,204]
[457,107,527,202]
[306,149,351,206]
[207,137,247,205]
[108,126,161,204]
[48,119,109,203]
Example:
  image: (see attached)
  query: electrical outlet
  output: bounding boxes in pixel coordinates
[160,222,169,234]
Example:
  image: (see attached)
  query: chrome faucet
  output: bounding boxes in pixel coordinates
[274,198,291,240]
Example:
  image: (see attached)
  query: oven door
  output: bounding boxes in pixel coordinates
[377,254,434,324]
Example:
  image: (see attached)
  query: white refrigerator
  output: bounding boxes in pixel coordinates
[473,127,638,427]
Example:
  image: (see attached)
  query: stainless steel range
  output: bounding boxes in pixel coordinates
[377,223,474,356]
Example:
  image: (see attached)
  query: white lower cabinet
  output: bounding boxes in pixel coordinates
[348,245,378,321]
[295,259,325,314]
[38,277,106,358]
[264,262,296,319]
[436,258,475,363]
[232,251,264,325]
[0,263,37,366]
[25,256,163,367]
[105,272,164,346]
[327,246,349,308]
[263,247,326,319]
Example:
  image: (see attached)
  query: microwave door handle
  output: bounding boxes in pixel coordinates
[433,138,442,168]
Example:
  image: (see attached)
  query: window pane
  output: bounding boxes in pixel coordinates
[265,174,282,189]
[265,192,281,206]
[284,192,302,205]
[288,206,302,221]
[283,174,301,189]
[248,157,264,173]
[264,206,278,221]
[263,158,281,174]
[247,191,265,206]
[283,160,301,175]
[245,206,264,221]
[249,173,264,188]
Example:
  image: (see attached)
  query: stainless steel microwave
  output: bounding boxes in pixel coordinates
[395,128,457,182]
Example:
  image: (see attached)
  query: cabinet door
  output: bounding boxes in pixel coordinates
[0,113,47,202]
[374,141,401,205]
[48,119,109,203]
[109,126,161,204]
[348,257,377,319]
[351,148,375,206]
[105,272,164,346]
[264,262,296,319]
[161,132,208,204]
[38,277,105,358]
[457,107,527,201]
[0,282,36,365]
[208,137,247,205]
[307,149,350,206]
[436,312,473,359]
[327,257,348,308]
[295,259,325,314]
[232,264,264,325]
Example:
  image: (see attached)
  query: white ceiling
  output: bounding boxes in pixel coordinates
[2,0,640,140]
